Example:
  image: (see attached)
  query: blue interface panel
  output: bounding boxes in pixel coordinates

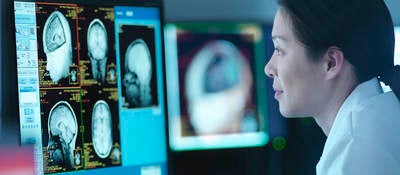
[14,1,167,174]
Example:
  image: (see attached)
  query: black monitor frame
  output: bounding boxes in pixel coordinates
[3,0,170,174]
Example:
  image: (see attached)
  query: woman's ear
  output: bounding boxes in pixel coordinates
[323,46,344,80]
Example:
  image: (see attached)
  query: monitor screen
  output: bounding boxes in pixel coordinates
[13,0,167,174]
[395,27,400,66]
[164,22,269,151]
[381,26,400,92]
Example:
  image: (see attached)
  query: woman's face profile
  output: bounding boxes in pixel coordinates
[264,9,328,118]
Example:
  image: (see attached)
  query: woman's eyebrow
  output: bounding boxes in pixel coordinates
[272,35,288,42]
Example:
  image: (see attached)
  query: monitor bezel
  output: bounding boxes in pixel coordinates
[164,21,270,152]
[9,0,170,174]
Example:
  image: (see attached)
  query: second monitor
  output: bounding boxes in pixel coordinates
[165,22,270,151]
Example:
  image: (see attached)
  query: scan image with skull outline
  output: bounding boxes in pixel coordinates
[118,25,158,109]
[47,101,77,169]
[92,100,113,158]
[36,3,79,87]
[81,86,121,169]
[176,33,260,136]
[88,19,108,83]
[40,88,83,173]
[184,40,254,135]
[79,6,117,87]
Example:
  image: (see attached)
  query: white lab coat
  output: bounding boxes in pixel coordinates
[316,78,400,175]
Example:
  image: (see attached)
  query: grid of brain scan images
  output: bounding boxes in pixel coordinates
[15,1,167,174]
[35,3,121,173]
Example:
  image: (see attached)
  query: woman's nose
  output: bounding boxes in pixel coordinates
[264,59,275,78]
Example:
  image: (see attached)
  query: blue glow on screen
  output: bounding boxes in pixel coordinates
[114,6,166,167]
[14,2,167,174]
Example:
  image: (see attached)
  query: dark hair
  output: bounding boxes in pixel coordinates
[276,0,400,100]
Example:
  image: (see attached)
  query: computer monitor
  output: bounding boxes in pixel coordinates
[13,0,167,174]
[164,22,269,151]
[395,26,400,66]
[381,26,400,92]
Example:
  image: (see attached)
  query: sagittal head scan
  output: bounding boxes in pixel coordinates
[123,39,153,107]
[91,100,113,158]
[88,19,108,83]
[185,40,253,135]
[47,101,78,169]
[43,11,73,83]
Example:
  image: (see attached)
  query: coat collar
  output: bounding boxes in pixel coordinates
[321,78,383,158]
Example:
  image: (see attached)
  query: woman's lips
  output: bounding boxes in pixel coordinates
[274,90,283,99]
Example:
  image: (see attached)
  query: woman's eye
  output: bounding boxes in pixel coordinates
[274,48,282,56]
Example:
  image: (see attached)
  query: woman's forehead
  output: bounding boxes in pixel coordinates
[272,9,294,44]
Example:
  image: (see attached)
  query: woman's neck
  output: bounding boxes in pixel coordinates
[314,67,358,136]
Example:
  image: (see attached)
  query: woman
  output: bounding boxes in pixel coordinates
[264,0,400,174]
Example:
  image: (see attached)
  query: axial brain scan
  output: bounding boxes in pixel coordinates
[47,101,78,169]
[185,40,253,135]
[92,100,113,158]
[43,11,73,83]
[87,19,108,83]
[123,39,153,107]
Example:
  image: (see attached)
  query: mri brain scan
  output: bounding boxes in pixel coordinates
[87,19,108,83]
[43,11,73,83]
[123,39,153,107]
[47,101,78,169]
[185,40,253,135]
[91,100,113,158]
[70,69,77,82]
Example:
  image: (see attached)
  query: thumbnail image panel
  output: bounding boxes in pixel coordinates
[176,33,258,136]
[40,88,83,173]
[81,86,122,169]
[78,6,117,87]
[35,3,79,87]
[117,25,158,109]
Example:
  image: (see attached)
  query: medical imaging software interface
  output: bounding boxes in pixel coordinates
[14,1,166,174]
[165,23,269,151]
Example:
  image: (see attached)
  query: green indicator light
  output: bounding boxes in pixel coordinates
[272,136,287,151]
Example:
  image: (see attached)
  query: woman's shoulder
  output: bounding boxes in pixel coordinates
[350,90,400,148]
[353,90,400,116]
